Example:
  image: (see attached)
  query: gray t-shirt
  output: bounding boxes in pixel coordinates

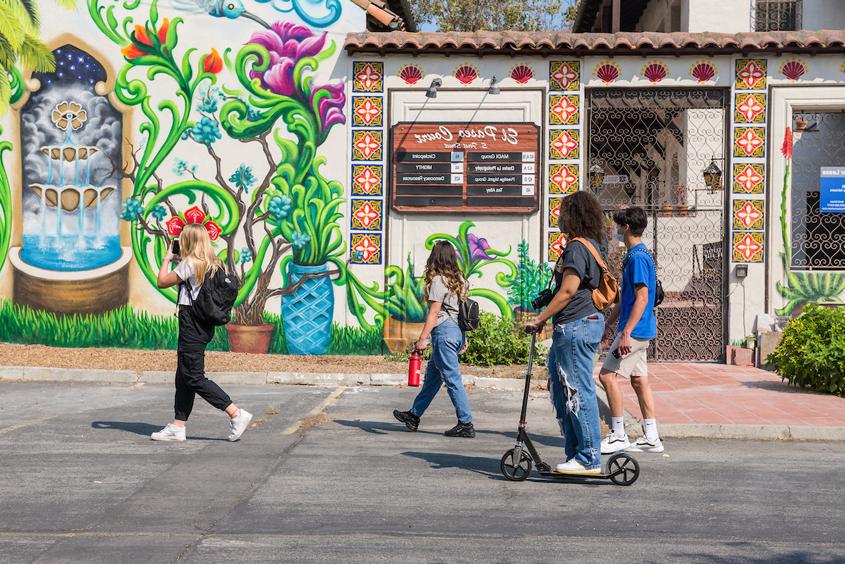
[552,238,604,325]
[428,275,463,327]
[173,259,201,306]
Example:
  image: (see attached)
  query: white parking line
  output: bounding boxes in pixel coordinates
[281,386,346,435]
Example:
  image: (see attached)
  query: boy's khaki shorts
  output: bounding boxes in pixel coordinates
[602,334,651,378]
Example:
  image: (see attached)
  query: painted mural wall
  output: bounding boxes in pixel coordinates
[3,2,845,357]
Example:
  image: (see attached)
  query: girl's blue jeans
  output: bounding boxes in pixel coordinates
[410,320,471,424]
[547,313,605,470]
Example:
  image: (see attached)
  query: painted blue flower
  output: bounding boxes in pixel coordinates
[267,195,292,220]
[290,231,310,249]
[172,159,198,176]
[180,130,191,141]
[229,164,256,192]
[120,197,143,221]
[190,116,222,145]
[197,95,219,114]
[150,204,167,222]
[240,247,253,264]
[246,106,262,121]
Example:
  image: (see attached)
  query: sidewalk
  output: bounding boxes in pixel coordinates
[598,363,845,441]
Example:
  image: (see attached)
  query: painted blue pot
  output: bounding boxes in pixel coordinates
[282,262,334,355]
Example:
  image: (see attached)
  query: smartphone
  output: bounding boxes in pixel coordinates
[171,239,180,256]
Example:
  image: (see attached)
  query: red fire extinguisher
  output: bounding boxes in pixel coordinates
[408,349,421,387]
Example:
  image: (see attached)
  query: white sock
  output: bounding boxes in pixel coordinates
[643,419,659,442]
[611,417,625,436]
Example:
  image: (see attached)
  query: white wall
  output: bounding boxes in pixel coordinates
[685,0,752,32]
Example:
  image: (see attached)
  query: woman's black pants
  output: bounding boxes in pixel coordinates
[174,350,232,421]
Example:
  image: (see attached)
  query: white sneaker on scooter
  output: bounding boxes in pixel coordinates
[601,432,631,454]
[554,459,601,476]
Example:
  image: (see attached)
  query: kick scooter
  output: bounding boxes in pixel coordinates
[499,333,640,486]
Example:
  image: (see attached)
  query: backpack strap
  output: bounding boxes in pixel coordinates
[571,237,609,271]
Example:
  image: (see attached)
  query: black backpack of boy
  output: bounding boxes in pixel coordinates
[185,268,241,326]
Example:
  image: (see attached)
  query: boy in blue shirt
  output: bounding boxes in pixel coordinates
[598,207,663,453]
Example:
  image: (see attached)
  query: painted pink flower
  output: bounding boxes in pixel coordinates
[248,21,327,97]
[311,82,346,134]
[467,233,493,262]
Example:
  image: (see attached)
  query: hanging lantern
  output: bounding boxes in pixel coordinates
[589,164,605,190]
[702,160,723,193]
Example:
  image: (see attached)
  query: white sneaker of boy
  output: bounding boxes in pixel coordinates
[228,409,253,442]
[601,432,631,454]
[151,423,186,442]
[626,436,665,453]
[554,459,602,475]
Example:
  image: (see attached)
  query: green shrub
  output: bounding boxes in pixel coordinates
[462,312,545,367]
[768,305,845,396]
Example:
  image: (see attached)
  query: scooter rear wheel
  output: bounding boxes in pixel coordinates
[500,448,533,481]
[606,452,640,486]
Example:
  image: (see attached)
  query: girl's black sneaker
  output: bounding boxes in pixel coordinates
[445,422,476,438]
[393,409,420,431]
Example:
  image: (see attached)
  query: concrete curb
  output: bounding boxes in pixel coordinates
[2,365,841,441]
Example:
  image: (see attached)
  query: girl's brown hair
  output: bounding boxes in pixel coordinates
[423,241,467,302]
[178,223,222,285]
[558,191,607,244]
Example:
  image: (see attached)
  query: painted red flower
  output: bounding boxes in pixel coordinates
[782,127,793,159]
[166,216,185,237]
[203,48,223,74]
[122,19,169,60]
[184,206,207,224]
[204,220,222,241]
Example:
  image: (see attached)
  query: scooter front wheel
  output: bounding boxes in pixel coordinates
[500,448,533,481]
[606,452,640,486]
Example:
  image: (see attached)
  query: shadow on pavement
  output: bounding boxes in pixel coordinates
[90,421,228,441]
[401,451,503,479]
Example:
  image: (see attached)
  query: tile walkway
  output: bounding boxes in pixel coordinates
[596,363,845,428]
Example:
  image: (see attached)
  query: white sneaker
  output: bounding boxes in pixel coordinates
[151,423,186,442]
[554,459,602,476]
[601,432,631,454]
[228,409,253,442]
[627,436,664,453]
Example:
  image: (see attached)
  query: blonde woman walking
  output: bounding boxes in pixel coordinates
[151,223,252,442]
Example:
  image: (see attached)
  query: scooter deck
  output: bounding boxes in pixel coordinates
[538,470,614,480]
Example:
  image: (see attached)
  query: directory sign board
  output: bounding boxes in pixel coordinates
[820,167,845,212]
[391,123,540,213]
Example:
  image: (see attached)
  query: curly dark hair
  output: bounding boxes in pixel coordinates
[558,191,606,244]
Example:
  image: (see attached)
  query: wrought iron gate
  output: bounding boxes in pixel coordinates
[586,88,729,362]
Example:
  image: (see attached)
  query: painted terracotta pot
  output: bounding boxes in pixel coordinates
[227,323,274,354]
[383,315,425,354]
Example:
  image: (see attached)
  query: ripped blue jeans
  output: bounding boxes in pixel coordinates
[547,313,605,470]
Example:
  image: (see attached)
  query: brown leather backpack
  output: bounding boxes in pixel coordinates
[571,237,618,311]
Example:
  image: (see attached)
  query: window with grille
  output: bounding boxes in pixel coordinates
[753,0,802,31]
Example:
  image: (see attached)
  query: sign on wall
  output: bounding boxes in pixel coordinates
[820,167,845,212]
[390,123,540,213]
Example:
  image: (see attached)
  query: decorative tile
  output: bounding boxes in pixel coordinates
[733,163,765,194]
[733,200,765,230]
[454,63,479,85]
[732,232,764,263]
[549,95,580,125]
[398,64,424,85]
[350,233,382,264]
[548,198,563,229]
[549,61,580,91]
[350,199,382,231]
[779,58,807,81]
[352,96,383,127]
[642,60,668,83]
[734,127,766,158]
[549,129,580,160]
[593,61,621,84]
[548,231,567,262]
[690,60,718,83]
[510,64,534,84]
[734,92,766,124]
[353,62,383,93]
[549,163,579,194]
[351,164,383,196]
[352,130,383,161]
[735,59,767,91]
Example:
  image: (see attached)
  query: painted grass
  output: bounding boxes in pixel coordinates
[0,300,384,355]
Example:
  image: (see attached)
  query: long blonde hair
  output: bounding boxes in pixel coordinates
[423,241,467,302]
[179,223,221,285]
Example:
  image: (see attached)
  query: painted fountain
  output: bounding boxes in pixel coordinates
[10,92,131,314]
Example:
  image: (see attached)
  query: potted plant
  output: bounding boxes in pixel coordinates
[103,7,346,354]
[672,184,689,216]
[726,338,754,367]
[382,256,428,353]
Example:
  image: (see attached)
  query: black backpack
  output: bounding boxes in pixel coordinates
[623,248,664,308]
[184,267,240,326]
[458,298,480,331]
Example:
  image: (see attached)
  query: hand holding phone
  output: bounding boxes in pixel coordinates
[171,239,180,257]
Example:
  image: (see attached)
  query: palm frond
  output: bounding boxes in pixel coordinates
[51,0,78,10]
[18,34,54,73]
[0,64,9,114]
[17,0,39,27]
[0,3,26,49]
